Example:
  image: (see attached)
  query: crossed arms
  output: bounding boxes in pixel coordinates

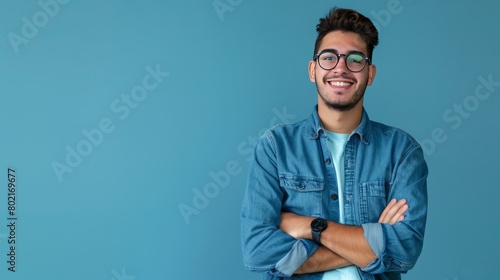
[241,132,428,277]
[279,198,408,274]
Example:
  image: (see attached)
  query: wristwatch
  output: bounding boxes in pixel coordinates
[311,218,328,244]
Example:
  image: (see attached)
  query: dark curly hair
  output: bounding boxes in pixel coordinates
[313,7,379,61]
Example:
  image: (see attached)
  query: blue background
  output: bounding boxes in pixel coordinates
[1,0,499,279]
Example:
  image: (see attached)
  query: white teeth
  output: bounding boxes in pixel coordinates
[330,81,351,87]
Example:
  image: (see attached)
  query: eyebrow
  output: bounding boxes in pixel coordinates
[320,48,338,53]
[319,48,365,55]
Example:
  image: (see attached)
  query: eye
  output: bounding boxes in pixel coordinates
[347,54,364,64]
[322,55,335,61]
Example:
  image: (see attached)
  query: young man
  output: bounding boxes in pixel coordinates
[240,7,428,280]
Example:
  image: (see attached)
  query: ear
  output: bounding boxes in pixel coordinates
[367,64,376,86]
[308,60,316,83]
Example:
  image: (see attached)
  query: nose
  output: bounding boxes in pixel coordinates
[333,55,349,74]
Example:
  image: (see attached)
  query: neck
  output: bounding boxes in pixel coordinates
[317,103,363,134]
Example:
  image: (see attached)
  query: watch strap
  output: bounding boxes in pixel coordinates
[312,229,321,243]
[311,218,327,244]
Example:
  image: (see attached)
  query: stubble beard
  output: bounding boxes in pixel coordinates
[316,76,368,112]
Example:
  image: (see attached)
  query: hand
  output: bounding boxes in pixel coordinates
[378,199,408,224]
[280,212,314,239]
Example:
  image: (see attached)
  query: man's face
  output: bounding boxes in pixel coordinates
[309,31,376,112]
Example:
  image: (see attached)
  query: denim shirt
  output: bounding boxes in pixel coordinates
[240,106,428,280]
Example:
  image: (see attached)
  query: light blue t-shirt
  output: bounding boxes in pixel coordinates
[322,130,361,280]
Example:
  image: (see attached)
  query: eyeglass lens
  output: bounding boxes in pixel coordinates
[318,52,367,72]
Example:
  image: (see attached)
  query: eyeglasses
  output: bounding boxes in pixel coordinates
[314,50,371,72]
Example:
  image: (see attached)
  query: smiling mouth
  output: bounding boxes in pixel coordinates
[328,81,353,87]
[327,80,354,92]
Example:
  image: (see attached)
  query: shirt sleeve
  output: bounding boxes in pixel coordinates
[361,144,428,274]
[240,132,319,277]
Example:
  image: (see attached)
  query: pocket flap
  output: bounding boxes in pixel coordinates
[359,180,387,197]
[279,175,324,192]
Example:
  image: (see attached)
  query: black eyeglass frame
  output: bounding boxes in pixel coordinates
[313,49,371,73]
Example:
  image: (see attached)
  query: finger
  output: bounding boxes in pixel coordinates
[378,198,397,223]
[388,204,408,224]
[379,198,398,222]
[380,199,407,224]
[387,200,408,223]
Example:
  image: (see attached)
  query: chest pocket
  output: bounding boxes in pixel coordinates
[359,180,388,223]
[280,175,324,217]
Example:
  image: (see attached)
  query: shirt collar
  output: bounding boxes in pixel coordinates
[308,105,371,145]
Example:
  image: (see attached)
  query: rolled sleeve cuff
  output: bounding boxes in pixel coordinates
[361,223,386,273]
[272,239,319,277]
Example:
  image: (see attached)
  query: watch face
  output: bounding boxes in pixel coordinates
[311,218,327,231]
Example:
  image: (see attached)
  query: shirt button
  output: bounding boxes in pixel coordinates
[330,194,338,200]
[325,158,331,164]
